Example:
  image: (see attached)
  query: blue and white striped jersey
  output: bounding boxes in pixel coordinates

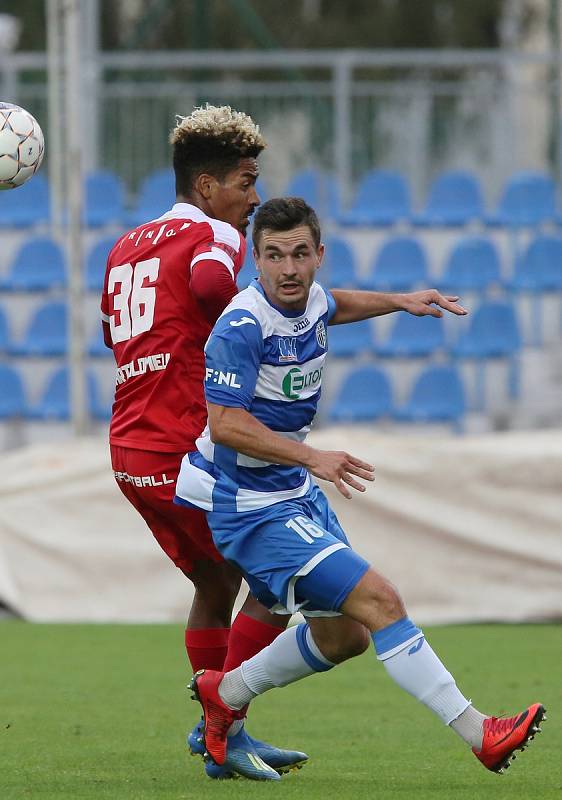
[175,279,336,513]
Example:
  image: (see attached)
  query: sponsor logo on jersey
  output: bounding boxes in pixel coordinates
[205,368,242,388]
[293,317,310,333]
[229,316,256,327]
[116,352,171,385]
[316,320,327,349]
[278,337,298,363]
[114,470,175,487]
[282,365,323,399]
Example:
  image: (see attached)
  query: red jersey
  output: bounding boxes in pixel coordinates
[101,202,245,452]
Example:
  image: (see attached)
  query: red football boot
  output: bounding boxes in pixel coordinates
[473,703,546,773]
[189,669,248,765]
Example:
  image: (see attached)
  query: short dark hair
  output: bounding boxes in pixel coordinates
[170,105,266,196]
[252,197,321,253]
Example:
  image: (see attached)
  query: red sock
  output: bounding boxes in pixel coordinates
[184,627,230,672]
[222,612,284,672]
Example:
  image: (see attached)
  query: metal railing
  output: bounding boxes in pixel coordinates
[4,47,561,203]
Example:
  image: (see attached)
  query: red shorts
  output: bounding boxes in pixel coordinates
[110,445,223,574]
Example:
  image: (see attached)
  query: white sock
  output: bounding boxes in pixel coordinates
[219,623,334,710]
[449,704,486,749]
[373,618,471,726]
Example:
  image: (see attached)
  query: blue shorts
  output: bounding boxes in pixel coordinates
[207,483,369,616]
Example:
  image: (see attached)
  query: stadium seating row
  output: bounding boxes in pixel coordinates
[0,365,109,421]
[240,233,562,293]
[1,168,561,228]
[3,232,562,294]
[0,299,522,359]
[0,362,466,430]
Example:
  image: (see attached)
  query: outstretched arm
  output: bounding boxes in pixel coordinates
[208,402,374,500]
[329,288,468,325]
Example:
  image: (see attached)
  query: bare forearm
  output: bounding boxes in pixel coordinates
[209,405,314,467]
[330,288,468,323]
[330,289,403,324]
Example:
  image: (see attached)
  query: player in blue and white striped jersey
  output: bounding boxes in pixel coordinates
[175,198,543,780]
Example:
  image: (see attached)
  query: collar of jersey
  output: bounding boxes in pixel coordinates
[251,279,309,319]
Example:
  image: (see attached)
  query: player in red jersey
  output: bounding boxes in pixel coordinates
[101,105,369,778]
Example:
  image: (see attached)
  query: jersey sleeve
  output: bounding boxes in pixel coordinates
[191,260,238,324]
[323,287,337,321]
[204,309,263,410]
[189,221,246,323]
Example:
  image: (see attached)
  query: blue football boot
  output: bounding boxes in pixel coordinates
[204,729,281,781]
[188,718,308,778]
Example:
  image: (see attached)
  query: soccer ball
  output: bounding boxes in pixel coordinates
[0,102,45,190]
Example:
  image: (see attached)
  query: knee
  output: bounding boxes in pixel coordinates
[187,560,242,606]
[375,578,406,622]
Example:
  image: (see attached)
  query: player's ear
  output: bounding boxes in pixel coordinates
[195,173,216,200]
[253,248,262,275]
[316,242,325,270]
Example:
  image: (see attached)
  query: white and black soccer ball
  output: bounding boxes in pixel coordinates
[0,102,45,190]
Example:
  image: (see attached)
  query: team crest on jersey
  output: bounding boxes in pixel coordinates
[316,320,327,349]
[278,337,298,363]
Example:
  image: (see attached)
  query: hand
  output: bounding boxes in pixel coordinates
[399,290,468,318]
[305,449,375,499]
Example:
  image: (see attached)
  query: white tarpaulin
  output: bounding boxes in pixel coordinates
[0,429,561,623]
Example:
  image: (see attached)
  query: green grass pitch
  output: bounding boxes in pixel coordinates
[1,622,560,799]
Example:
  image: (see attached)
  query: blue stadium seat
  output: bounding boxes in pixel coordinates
[127,168,175,226]
[362,236,428,291]
[0,305,11,352]
[85,171,126,227]
[0,364,27,418]
[452,301,521,357]
[394,365,465,427]
[28,367,108,420]
[85,235,117,291]
[284,169,340,220]
[88,325,112,357]
[0,173,50,227]
[486,172,556,227]
[414,170,484,226]
[439,236,502,292]
[0,237,66,291]
[321,235,358,288]
[339,170,411,226]
[328,319,375,358]
[328,366,393,423]
[377,313,445,357]
[510,235,562,346]
[11,301,68,356]
[510,234,562,291]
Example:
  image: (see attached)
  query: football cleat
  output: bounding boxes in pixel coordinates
[188,718,308,776]
[204,728,281,781]
[472,703,546,773]
[189,669,246,766]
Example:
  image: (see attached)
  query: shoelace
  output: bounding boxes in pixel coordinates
[487,714,519,737]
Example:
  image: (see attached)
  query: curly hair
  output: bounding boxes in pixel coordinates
[170,104,266,196]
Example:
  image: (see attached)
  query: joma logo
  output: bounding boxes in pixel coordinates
[293,318,310,333]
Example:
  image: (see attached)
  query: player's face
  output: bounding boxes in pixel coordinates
[254,226,324,312]
[209,158,260,234]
